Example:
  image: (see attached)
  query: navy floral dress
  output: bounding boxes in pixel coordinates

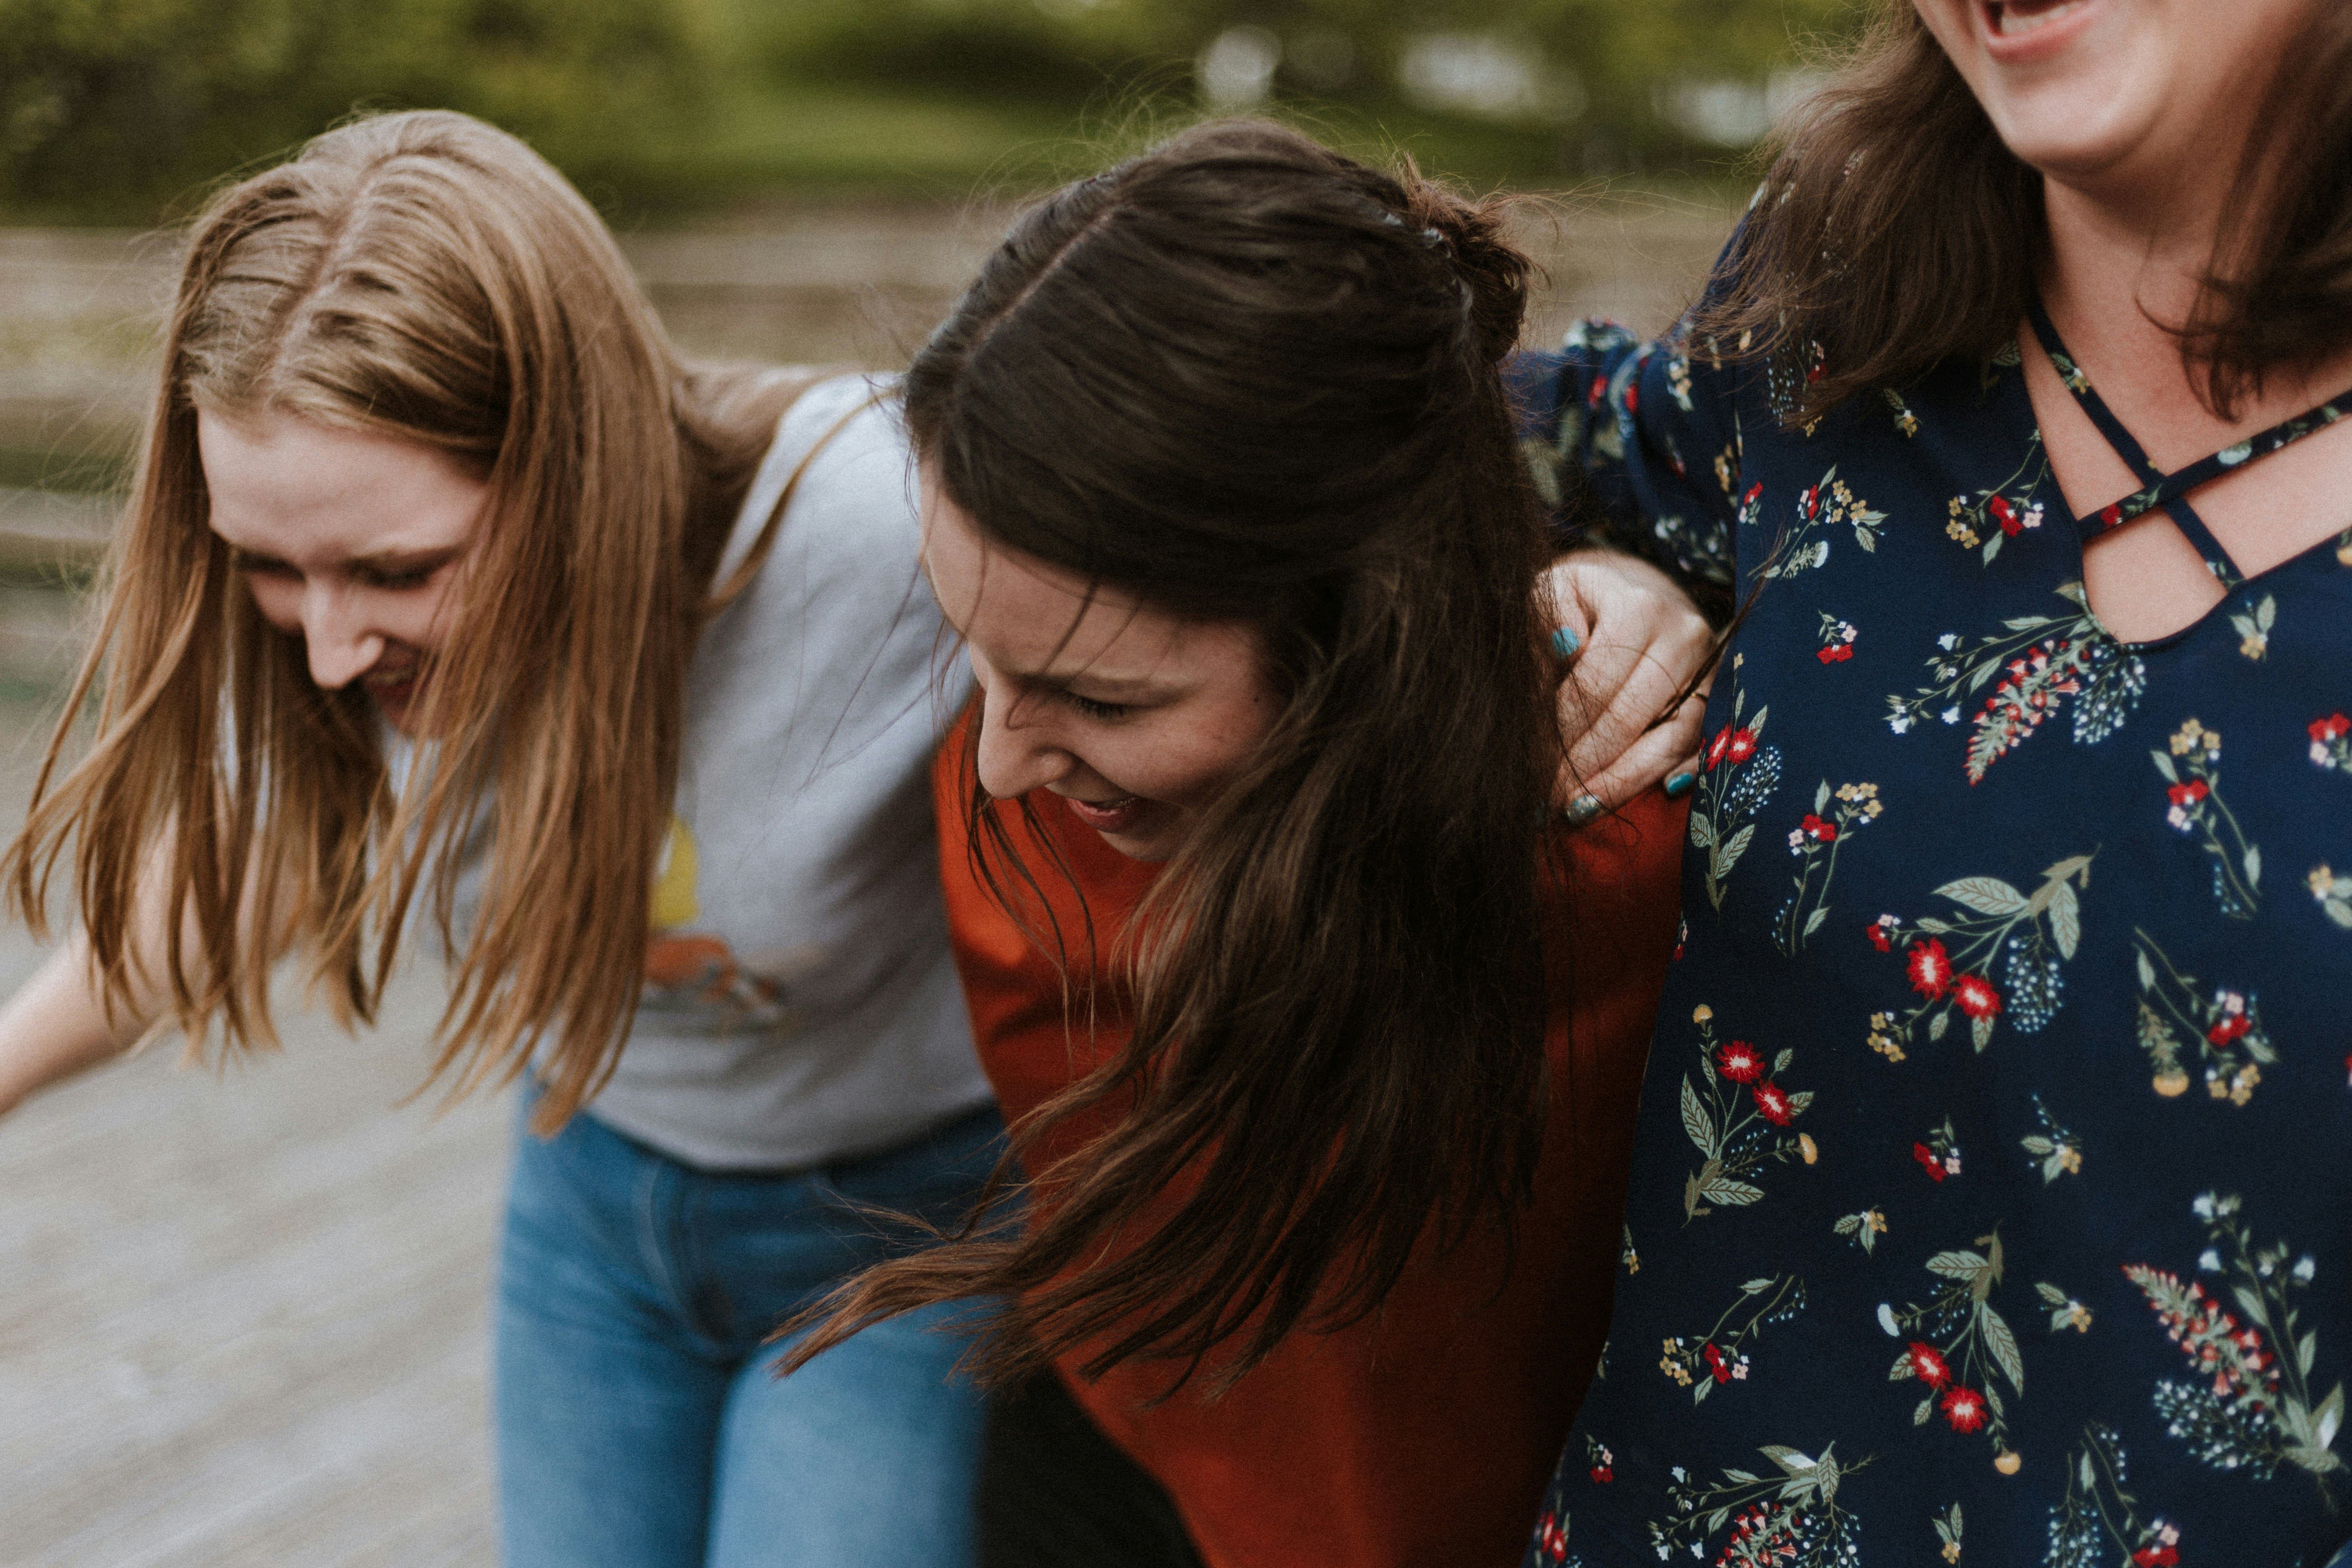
[1507,281,2352,1568]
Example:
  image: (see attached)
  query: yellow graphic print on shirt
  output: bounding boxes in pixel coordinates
[640,815,798,1032]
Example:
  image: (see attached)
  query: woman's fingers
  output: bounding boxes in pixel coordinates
[1543,549,1714,816]
[1548,594,1593,662]
[1560,681,1710,818]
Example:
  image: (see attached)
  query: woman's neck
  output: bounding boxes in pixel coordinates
[2037,134,2352,446]
[2027,138,2352,641]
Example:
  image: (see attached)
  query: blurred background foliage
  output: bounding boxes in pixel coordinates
[0,0,1868,222]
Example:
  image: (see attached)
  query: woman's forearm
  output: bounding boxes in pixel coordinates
[0,934,148,1116]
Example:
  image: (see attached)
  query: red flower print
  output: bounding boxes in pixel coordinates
[1939,1384,1988,1433]
[1866,914,1898,952]
[2166,780,2210,808]
[2314,714,2352,742]
[1816,642,1854,663]
[1725,727,1758,765]
[1705,726,1732,769]
[1589,1464,1612,1483]
[1752,1081,1794,1126]
[1715,1040,1766,1083]
[2208,1013,2251,1046]
[1802,484,1822,518]
[1907,1341,1951,1386]
[1913,1141,1947,1182]
[1586,374,1607,408]
[1703,1341,1732,1383]
[1989,495,2021,536]
[1799,813,1837,843]
[1952,974,2002,1021]
[2131,1548,2179,1568]
[1534,1511,1569,1561]
[1622,381,1639,415]
[2098,502,2124,529]
[1907,937,1954,998]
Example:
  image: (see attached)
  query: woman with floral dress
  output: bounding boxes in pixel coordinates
[1517,1,2352,1565]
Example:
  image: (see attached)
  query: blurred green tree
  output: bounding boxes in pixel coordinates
[0,0,1869,220]
[0,0,726,217]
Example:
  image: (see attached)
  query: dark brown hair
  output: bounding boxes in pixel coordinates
[1712,0,2352,426]
[791,119,1566,1391]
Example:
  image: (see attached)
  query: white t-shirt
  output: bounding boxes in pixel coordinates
[498,373,989,1169]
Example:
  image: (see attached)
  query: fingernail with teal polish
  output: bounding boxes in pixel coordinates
[1664,772,1697,798]
[1565,793,1603,826]
[1550,627,1581,658]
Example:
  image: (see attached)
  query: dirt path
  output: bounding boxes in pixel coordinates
[0,707,504,1566]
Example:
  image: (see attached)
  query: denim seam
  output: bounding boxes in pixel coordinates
[631,1158,695,1334]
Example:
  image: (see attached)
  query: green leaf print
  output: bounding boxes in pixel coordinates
[1773,782,1886,955]
[1692,685,1780,910]
[1866,854,2094,1057]
[2125,1192,2343,1498]
[1886,585,2144,781]
[2153,718,2261,918]
[1656,1274,1806,1404]
[1647,1445,1876,1566]
[1882,1229,2027,1468]
[2043,1424,2180,1568]
[2133,929,2274,1103]
[1678,1005,1815,1223]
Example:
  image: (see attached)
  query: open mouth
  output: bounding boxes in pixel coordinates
[361,665,422,719]
[1061,793,1148,835]
[1982,0,2095,39]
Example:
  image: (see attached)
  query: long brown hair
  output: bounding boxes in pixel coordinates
[1712,0,2352,427]
[792,120,1567,1391]
[2,110,808,1129]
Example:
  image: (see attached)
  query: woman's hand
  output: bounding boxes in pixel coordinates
[1545,549,1714,822]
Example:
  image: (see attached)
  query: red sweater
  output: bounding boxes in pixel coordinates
[935,735,1685,1568]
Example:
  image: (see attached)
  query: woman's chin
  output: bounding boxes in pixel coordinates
[366,678,419,733]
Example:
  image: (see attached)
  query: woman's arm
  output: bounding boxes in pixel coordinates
[1513,312,1749,813]
[0,833,230,1118]
[0,934,146,1115]
[1513,319,1745,611]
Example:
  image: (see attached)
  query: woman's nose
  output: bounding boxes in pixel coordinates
[971,680,1072,802]
[298,583,386,690]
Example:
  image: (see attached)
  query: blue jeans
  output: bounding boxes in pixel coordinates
[494,1098,1003,1568]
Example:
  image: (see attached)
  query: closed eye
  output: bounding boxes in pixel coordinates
[230,549,298,579]
[1058,690,1133,721]
[352,560,443,591]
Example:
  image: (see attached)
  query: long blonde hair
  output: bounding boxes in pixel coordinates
[3,110,807,1129]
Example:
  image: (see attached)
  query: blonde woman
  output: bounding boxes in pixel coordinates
[0,111,1000,1568]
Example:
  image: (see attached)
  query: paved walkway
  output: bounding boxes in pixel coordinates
[0,718,505,1567]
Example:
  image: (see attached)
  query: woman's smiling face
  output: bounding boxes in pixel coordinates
[199,408,486,733]
[920,474,1281,862]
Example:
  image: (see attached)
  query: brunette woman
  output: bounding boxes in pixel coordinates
[787,120,1692,1568]
[1513,0,2352,1562]
[0,111,1001,1568]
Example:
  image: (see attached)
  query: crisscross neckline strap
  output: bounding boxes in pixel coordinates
[2025,299,2352,581]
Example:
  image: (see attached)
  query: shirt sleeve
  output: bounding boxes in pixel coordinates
[1508,304,1749,622]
